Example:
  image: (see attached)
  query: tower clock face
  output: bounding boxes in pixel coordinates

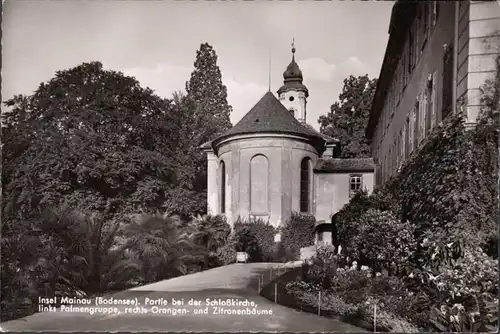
[289,96,295,102]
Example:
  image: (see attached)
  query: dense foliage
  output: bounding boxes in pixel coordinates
[280,212,316,260]
[1,42,236,322]
[233,217,278,262]
[345,208,416,276]
[287,57,499,332]
[285,247,421,332]
[319,74,378,158]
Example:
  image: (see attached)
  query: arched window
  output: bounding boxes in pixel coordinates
[220,161,226,214]
[289,108,295,117]
[300,157,311,213]
[250,155,269,214]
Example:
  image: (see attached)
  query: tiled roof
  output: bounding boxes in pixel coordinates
[302,123,339,144]
[314,158,375,173]
[212,91,325,147]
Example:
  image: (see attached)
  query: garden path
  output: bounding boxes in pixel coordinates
[1,262,363,332]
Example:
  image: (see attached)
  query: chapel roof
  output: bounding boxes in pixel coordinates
[210,91,324,147]
[314,158,375,173]
[302,123,339,144]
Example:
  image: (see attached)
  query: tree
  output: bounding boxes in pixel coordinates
[190,214,231,269]
[186,43,233,136]
[2,61,187,226]
[123,214,198,282]
[318,75,377,158]
[185,43,233,198]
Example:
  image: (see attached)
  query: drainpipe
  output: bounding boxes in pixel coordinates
[452,0,459,116]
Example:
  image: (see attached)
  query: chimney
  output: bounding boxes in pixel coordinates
[323,143,336,158]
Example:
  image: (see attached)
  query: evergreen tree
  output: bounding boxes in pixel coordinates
[186,42,233,136]
[319,74,377,158]
[184,43,233,198]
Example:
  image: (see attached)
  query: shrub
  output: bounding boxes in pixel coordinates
[216,233,237,265]
[359,298,421,332]
[345,208,416,276]
[304,244,342,289]
[281,212,316,259]
[329,269,371,305]
[233,217,277,262]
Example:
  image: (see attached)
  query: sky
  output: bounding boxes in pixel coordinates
[2,0,393,130]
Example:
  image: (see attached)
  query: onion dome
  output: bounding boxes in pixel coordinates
[277,43,309,97]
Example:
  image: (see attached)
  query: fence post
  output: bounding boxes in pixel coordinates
[374,304,377,332]
[274,284,277,303]
[257,275,261,293]
[318,291,321,316]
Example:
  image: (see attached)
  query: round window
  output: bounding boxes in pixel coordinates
[289,96,295,102]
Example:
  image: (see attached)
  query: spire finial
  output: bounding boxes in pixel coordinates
[268,46,272,92]
[291,38,296,54]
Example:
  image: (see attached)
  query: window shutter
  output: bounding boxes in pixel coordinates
[431,71,438,128]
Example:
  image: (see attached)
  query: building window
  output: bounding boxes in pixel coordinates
[403,48,408,89]
[421,3,429,49]
[414,17,420,63]
[250,155,269,215]
[403,121,408,160]
[408,31,414,73]
[431,2,439,28]
[396,135,400,170]
[419,92,427,143]
[409,109,415,154]
[220,161,226,214]
[349,174,363,198]
[425,75,433,134]
[430,71,438,129]
[300,157,311,212]
[289,108,295,116]
[442,44,454,120]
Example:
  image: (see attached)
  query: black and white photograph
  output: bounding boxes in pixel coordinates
[1,0,500,332]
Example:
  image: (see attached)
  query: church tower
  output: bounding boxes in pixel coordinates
[277,41,309,123]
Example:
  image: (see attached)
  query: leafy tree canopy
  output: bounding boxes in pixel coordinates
[318,74,377,158]
[2,61,191,226]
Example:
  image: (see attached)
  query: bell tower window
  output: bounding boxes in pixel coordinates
[289,96,295,102]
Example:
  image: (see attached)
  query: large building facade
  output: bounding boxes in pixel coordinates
[201,47,375,234]
[367,0,500,185]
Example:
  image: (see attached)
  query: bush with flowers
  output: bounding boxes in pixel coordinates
[285,251,422,331]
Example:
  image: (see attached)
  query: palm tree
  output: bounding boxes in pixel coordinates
[190,214,231,269]
[123,214,200,282]
[37,207,142,296]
